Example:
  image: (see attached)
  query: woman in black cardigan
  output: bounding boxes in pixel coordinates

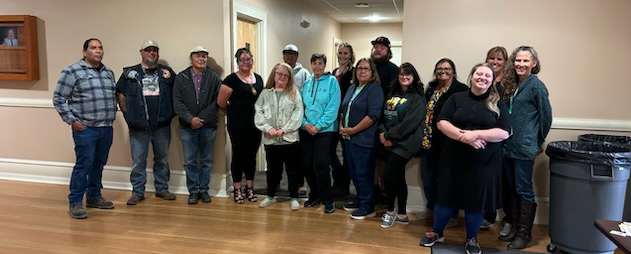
[418,58,468,223]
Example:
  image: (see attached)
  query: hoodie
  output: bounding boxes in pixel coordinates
[300,73,341,133]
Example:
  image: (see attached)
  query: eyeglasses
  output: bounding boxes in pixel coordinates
[275,72,289,78]
[398,73,412,78]
[436,67,452,73]
[239,58,253,63]
[356,67,372,73]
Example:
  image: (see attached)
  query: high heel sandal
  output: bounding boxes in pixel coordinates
[233,187,245,204]
[244,186,258,202]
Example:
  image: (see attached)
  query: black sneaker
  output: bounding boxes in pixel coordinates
[304,198,321,208]
[86,199,114,209]
[200,192,212,203]
[68,204,87,219]
[420,231,444,247]
[323,202,335,214]
[350,209,376,220]
[188,193,200,204]
[465,237,482,254]
[343,201,360,212]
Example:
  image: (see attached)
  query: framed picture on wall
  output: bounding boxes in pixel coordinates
[0,15,38,80]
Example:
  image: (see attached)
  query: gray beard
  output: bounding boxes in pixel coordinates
[144,59,158,68]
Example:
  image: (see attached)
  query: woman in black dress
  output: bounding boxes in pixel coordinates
[420,63,510,254]
[218,48,264,204]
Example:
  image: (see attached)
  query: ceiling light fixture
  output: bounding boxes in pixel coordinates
[355,3,370,8]
[361,14,388,22]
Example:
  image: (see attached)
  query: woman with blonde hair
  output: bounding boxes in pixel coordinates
[254,63,304,211]
[421,63,510,254]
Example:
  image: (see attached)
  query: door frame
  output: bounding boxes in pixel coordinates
[232,2,267,77]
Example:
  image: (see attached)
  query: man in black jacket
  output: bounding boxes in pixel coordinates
[173,46,222,204]
[116,40,176,206]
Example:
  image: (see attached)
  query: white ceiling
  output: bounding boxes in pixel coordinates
[299,0,403,23]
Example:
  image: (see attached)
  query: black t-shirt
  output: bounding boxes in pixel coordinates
[223,72,264,129]
[376,61,399,98]
[116,66,161,128]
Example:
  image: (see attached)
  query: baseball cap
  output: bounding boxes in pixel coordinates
[283,44,299,53]
[190,45,209,54]
[140,40,159,50]
[371,36,391,48]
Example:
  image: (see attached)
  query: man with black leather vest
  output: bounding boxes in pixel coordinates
[116,40,177,205]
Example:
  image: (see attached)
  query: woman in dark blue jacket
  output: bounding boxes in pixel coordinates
[339,58,384,220]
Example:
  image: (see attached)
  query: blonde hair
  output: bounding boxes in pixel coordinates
[265,63,296,100]
[468,63,500,118]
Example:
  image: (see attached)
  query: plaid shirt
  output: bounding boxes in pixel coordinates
[53,59,117,127]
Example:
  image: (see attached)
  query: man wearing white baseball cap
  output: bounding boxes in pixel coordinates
[116,40,177,206]
[283,44,310,90]
[173,45,222,204]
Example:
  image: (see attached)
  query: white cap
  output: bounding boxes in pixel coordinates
[140,40,159,50]
[283,44,298,53]
[190,45,209,54]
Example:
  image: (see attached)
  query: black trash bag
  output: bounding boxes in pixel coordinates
[546,141,631,167]
[578,134,631,149]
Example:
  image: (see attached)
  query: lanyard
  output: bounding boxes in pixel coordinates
[508,88,519,115]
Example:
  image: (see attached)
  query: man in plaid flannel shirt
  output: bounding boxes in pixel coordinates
[53,38,117,219]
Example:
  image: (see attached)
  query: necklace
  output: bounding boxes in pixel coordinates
[237,71,257,96]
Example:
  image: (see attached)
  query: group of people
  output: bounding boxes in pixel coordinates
[52,35,552,254]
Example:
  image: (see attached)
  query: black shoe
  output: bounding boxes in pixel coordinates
[350,209,376,220]
[304,198,321,208]
[200,192,212,203]
[188,193,200,204]
[86,199,114,209]
[343,201,360,212]
[324,202,335,214]
[156,190,176,200]
[126,194,145,205]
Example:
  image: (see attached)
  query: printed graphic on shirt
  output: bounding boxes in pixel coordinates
[142,73,160,96]
[384,96,407,121]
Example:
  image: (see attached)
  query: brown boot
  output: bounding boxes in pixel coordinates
[499,196,521,242]
[508,201,537,249]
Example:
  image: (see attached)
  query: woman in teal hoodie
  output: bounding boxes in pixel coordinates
[300,53,341,214]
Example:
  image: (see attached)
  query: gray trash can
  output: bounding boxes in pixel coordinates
[546,141,631,254]
[578,134,631,221]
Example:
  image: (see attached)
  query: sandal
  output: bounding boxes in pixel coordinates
[233,187,245,204]
[244,186,258,202]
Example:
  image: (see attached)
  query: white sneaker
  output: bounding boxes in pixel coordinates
[500,222,512,236]
[258,196,277,208]
[290,198,300,211]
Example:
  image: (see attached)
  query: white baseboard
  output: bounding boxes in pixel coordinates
[0,158,229,197]
[406,186,549,225]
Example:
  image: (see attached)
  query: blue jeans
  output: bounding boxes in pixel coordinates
[420,150,437,211]
[343,140,376,212]
[129,125,171,196]
[180,127,216,194]
[433,203,484,239]
[504,157,535,202]
[69,126,113,205]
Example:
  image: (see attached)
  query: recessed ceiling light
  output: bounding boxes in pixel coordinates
[355,3,370,8]
[361,14,388,22]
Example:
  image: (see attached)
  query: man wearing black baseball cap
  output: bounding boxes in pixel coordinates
[370,36,399,97]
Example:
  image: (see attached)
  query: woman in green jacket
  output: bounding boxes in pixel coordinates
[254,63,304,211]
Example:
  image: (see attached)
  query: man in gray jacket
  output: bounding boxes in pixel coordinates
[173,46,222,204]
[283,44,310,90]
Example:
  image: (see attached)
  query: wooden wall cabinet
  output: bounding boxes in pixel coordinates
[0,15,38,80]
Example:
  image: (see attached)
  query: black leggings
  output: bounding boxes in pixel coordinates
[228,126,261,183]
[384,152,409,214]
[265,143,301,198]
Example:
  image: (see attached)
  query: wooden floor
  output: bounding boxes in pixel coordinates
[0,180,553,254]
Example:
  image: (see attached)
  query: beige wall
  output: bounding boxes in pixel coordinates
[0,0,230,177]
[340,22,402,62]
[403,0,631,120]
[234,0,341,74]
